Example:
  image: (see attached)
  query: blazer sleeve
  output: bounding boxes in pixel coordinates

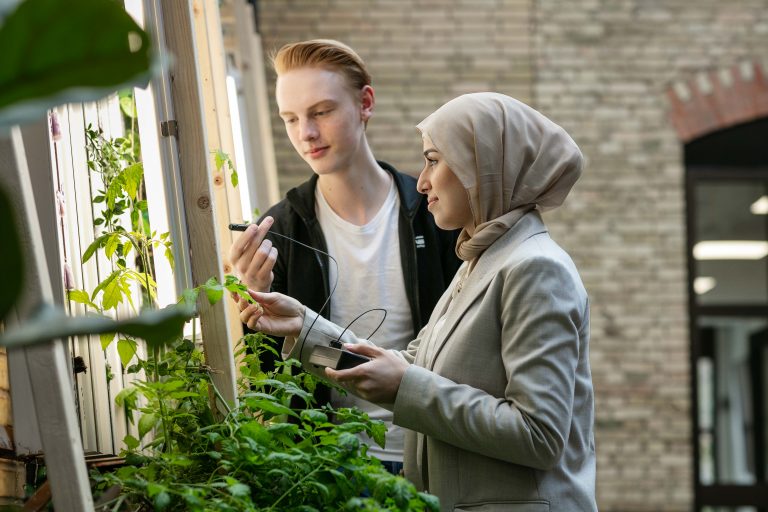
[393,255,587,470]
[282,309,423,382]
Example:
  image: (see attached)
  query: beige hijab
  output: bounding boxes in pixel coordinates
[417,92,584,262]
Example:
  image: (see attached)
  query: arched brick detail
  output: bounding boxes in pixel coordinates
[667,60,768,142]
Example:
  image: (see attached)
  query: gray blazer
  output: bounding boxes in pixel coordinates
[286,211,597,511]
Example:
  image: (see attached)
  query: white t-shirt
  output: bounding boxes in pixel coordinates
[315,177,414,462]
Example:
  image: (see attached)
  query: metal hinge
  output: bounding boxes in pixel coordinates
[160,120,178,137]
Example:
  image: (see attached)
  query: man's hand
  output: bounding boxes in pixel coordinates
[233,289,305,338]
[325,344,409,404]
[229,216,277,292]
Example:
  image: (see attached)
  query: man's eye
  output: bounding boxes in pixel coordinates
[284,118,297,125]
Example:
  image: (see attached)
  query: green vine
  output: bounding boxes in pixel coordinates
[67,92,173,368]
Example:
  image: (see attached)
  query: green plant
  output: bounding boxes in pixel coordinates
[65,110,174,366]
[91,328,440,512]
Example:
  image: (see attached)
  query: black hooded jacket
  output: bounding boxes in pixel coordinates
[255,161,461,404]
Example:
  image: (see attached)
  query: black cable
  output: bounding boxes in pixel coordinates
[331,308,388,348]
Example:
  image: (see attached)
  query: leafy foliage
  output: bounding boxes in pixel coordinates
[66,117,173,366]
[92,333,440,511]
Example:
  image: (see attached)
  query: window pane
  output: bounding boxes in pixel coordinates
[694,181,768,305]
[697,317,768,485]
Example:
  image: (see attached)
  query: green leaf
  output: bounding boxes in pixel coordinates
[67,289,98,310]
[123,434,140,450]
[100,331,116,350]
[105,174,123,210]
[213,149,227,171]
[0,0,156,128]
[138,412,158,439]
[117,338,137,367]
[81,234,108,264]
[203,276,223,305]
[122,162,143,200]
[104,233,120,259]
[180,288,198,308]
[368,420,387,449]
[119,93,137,119]
[230,169,238,188]
[101,274,123,310]
[228,482,250,497]
[247,399,297,418]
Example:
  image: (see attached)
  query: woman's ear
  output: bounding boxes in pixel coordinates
[360,85,375,123]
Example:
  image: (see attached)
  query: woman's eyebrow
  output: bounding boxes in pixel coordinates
[423,149,438,157]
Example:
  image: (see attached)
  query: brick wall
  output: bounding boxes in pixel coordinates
[257,1,768,510]
[258,0,533,191]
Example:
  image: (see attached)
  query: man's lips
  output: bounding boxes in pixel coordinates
[306,146,329,158]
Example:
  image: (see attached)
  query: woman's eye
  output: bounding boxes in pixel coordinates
[426,158,438,167]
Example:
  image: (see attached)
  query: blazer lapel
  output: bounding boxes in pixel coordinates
[424,211,548,371]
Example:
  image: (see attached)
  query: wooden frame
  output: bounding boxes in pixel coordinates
[1,127,94,511]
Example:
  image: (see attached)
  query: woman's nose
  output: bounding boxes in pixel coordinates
[417,168,431,194]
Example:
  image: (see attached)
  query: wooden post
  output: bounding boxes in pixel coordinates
[0,127,94,511]
[157,0,238,405]
[190,0,244,357]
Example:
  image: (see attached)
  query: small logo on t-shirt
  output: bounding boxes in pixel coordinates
[414,235,425,249]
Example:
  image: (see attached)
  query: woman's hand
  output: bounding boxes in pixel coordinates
[326,344,409,404]
[233,289,305,338]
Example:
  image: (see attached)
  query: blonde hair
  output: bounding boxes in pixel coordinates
[271,39,371,91]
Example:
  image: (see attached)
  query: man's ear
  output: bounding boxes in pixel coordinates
[360,85,375,123]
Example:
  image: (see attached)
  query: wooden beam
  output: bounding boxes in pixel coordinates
[1,127,94,511]
[158,0,238,406]
[191,0,244,353]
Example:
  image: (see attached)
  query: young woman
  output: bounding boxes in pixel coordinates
[237,92,597,511]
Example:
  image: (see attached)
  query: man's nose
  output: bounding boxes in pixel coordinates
[299,119,318,141]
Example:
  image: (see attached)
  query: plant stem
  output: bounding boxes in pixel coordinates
[268,466,322,511]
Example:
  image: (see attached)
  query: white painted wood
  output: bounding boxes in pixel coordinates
[54,105,99,453]
[1,127,94,511]
[68,102,116,454]
[7,117,58,457]
[140,0,195,298]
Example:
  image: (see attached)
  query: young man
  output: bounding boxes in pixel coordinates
[229,39,460,473]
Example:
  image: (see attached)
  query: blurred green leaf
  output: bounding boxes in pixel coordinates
[0,302,194,349]
[0,186,23,322]
[0,0,157,127]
